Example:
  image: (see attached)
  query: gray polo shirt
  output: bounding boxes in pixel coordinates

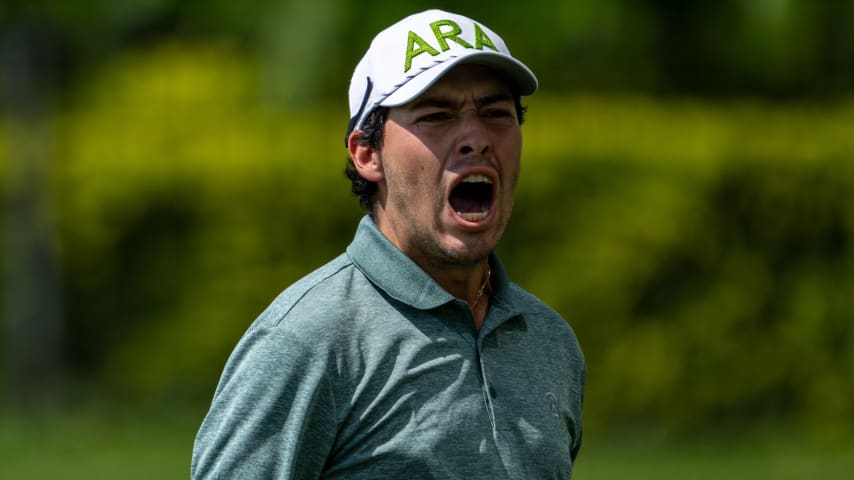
[192,215,585,479]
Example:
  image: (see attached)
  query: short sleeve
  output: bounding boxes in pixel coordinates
[191,327,338,479]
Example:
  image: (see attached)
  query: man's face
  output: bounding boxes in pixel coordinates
[373,63,522,269]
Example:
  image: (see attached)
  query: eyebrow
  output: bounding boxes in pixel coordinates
[407,93,515,111]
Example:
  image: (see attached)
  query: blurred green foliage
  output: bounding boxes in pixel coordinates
[3,0,854,99]
[514,96,854,439]
[2,41,851,441]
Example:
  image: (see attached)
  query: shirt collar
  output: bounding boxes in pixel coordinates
[346,215,516,313]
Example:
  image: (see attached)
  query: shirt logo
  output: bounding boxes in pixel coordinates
[545,392,560,417]
[404,19,499,72]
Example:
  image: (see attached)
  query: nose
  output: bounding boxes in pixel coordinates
[457,113,491,156]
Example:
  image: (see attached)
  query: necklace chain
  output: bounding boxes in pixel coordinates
[471,265,491,309]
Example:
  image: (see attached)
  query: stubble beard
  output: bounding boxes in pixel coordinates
[385,159,514,270]
[419,201,512,270]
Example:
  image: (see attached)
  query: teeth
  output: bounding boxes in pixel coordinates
[454,174,492,222]
[462,174,492,184]
[459,211,488,221]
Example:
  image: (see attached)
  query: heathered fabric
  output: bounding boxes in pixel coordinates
[191,216,585,479]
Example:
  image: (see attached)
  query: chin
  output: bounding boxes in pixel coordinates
[438,235,498,266]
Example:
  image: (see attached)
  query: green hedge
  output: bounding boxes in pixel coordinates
[2,42,852,438]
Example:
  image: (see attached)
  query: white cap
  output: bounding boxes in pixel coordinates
[345,9,538,144]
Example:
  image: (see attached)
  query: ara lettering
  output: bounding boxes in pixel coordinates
[404,31,440,72]
[431,20,473,51]
[404,20,500,72]
[474,24,498,52]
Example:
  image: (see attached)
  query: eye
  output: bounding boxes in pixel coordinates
[417,111,453,123]
[483,108,515,119]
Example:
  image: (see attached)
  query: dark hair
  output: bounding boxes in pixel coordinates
[345,107,388,211]
[344,97,527,212]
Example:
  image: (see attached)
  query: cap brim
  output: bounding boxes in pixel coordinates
[379,51,538,108]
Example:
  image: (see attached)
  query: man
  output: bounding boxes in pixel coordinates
[192,9,585,479]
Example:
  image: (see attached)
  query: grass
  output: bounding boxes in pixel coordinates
[574,427,854,480]
[2,403,852,479]
[1,402,204,479]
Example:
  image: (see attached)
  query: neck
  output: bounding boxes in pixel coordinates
[418,258,492,330]
[422,258,489,300]
[369,212,493,328]
[469,264,492,330]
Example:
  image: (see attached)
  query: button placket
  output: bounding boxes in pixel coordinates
[477,344,497,431]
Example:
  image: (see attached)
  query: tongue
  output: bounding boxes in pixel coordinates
[450,196,482,214]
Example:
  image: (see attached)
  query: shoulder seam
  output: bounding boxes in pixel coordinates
[269,257,354,328]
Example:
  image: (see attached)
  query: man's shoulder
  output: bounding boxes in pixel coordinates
[250,253,362,332]
[507,282,563,321]
[507,282,581,340]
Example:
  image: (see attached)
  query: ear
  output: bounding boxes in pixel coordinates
[348,130,384,182]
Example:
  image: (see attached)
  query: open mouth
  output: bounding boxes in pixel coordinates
[449,174,494,222]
